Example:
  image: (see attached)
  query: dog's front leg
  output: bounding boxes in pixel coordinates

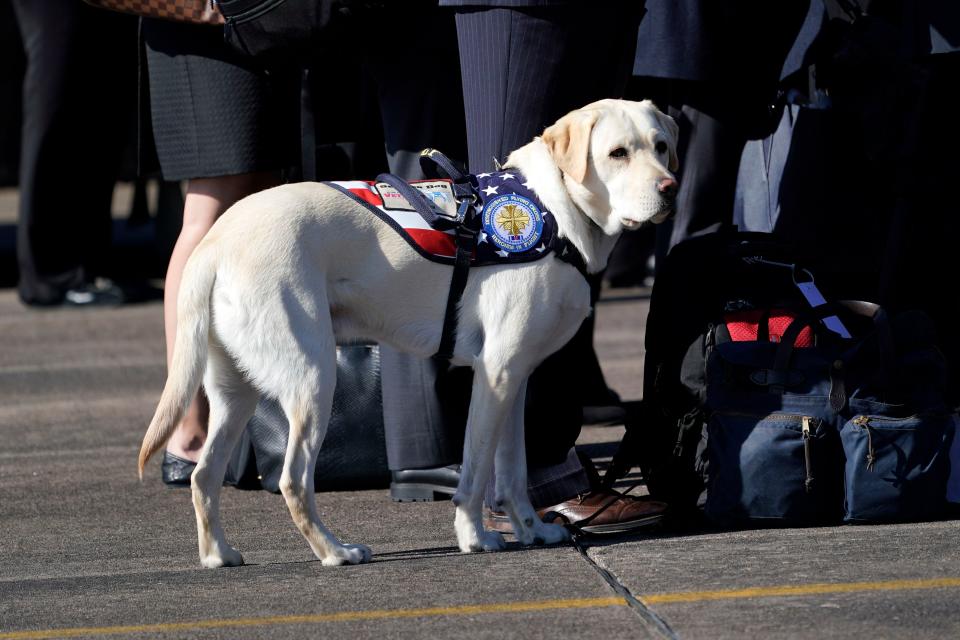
[493,380,571,547]
[453,361,524,553]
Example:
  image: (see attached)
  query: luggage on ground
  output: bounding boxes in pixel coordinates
[607,231,957,527]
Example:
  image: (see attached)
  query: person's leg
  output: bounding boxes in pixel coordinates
[455,5,641,486]
[667,99,744,248]
[365,4,467,180]
[12,0,135,305]
[143,16,297,470]
[358,4,469,493]
[163,172,279,462]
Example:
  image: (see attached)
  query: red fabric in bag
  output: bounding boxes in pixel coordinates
[725,309,814,347]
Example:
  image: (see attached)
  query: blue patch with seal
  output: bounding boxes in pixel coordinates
[481,193,544,254]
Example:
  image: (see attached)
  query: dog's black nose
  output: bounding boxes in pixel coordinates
[657,177,678,198]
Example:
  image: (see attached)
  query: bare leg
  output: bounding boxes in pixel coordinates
[164,172,278,461]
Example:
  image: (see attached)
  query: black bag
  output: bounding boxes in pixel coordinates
[610,232,818,516]
[217,1,432,63]
[607,232,956,526]
[217,0,339,62]
[245,343,390,492]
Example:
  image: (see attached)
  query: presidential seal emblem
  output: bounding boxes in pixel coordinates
[481,193,544,253]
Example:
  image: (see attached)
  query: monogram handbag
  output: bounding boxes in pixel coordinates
[82,0,224,25]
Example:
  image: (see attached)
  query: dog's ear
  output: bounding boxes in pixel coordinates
[541,109,600,183]
[652,107,680,172]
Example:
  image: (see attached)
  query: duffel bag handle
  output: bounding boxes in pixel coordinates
[770,301,896,400]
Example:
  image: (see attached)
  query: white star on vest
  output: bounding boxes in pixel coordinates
[500,172,516,181]
[495,249,510,258]
[482,185,499,196]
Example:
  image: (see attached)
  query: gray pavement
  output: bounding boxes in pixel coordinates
[1,286,959,639]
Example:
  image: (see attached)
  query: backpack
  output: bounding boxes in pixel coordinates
[606,231,957,527]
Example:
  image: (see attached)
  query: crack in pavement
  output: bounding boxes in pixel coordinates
[574,536,678,639]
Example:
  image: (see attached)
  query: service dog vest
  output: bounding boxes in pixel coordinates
[326,155,587,363]
[326,171,571,268]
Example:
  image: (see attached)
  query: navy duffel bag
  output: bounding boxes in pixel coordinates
[702,301,956,526]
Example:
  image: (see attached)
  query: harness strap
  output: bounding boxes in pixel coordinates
[434,218,478,364]
[417,149,481,365]
[419,148,474,201]
[374,173,459,230]
[385,148,589,363]
[553,237,589,277]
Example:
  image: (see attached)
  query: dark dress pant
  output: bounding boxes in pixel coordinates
[11,0,136,304]
[445,5,643,478]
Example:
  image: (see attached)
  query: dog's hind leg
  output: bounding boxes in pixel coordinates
[453,359,529,553]
[277,346,372,567]
[192,337,259,568]
[493,380,571,547]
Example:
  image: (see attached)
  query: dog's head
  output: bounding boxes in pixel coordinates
[541,99,679,233]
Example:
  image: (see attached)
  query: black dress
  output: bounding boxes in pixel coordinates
[143,19,298,181]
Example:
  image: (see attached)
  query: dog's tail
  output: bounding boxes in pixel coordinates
[138,244,218,479]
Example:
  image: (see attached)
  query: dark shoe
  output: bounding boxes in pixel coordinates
[484,490,666,535]
[390,465,460,502]
[64,278,125,307]
[581,403,627,426]
[582,387,626,426]
[162,451,196,487]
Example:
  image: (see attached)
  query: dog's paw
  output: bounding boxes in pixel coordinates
[511,520,572,547]
[322,543,372,567]
[200,544,245,569]
[460,529,506,553]
[528,521,571,546]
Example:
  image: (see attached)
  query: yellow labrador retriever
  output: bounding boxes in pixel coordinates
[139,99,679,568]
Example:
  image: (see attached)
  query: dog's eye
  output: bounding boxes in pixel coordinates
[609,147,628,159]
[655,141,668,155]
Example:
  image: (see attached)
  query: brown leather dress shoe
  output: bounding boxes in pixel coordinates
[484,490,667,535]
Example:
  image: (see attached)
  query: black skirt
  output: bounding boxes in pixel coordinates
[143,19,298,181]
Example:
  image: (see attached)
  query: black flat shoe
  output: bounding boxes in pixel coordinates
[390,465,460,502]
[162,451,196,486]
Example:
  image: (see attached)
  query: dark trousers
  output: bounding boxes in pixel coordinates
[11,0,136,305]
[445,5,643,470]
[304,4,467,182]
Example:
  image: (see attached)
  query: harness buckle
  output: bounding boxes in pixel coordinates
[455,193,478,227]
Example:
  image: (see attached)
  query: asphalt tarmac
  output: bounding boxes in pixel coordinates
[1,285,958,640]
